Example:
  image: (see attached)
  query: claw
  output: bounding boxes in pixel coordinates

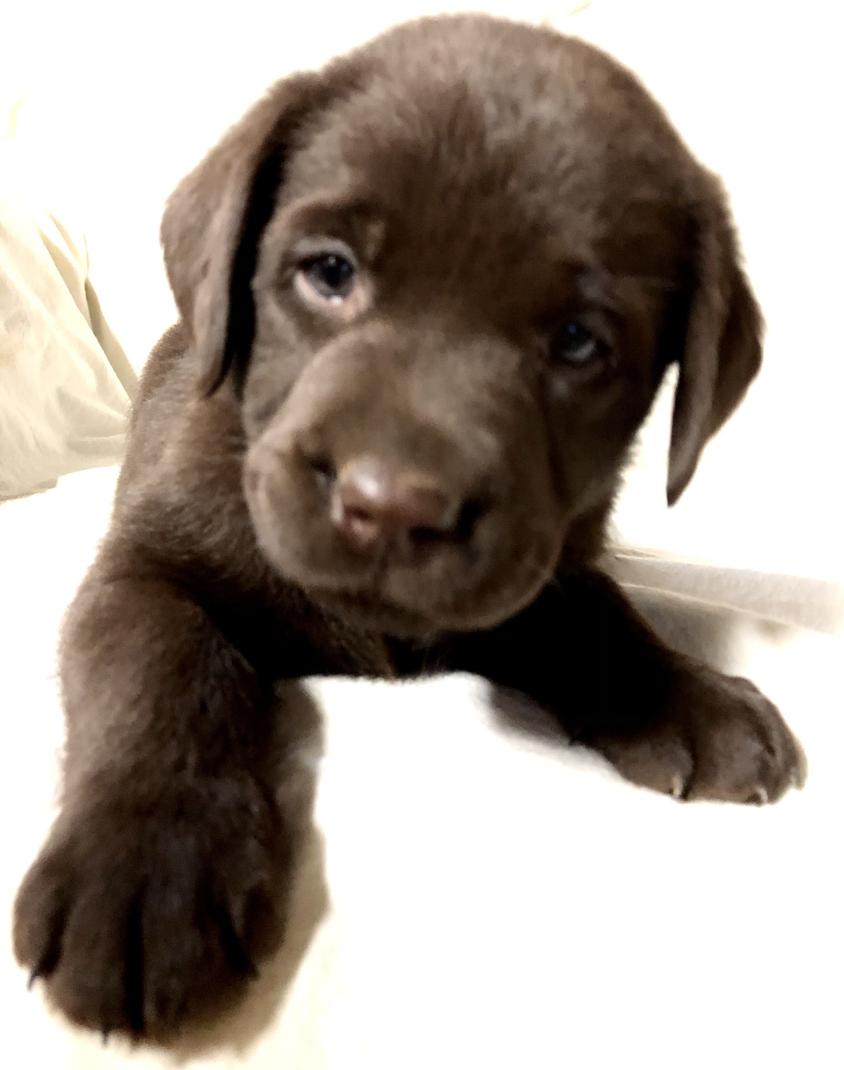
[215,901,258,979]
[792,744,809,789]
[670,774,685,799]
[27,969,41,991]
[101,1030,111,1047]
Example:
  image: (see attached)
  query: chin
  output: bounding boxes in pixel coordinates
[306,586,444,639]
[249,507,563,638]
[300,562,556,638]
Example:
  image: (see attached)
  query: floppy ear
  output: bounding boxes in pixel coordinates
[161,71,343,394]
[666,176,763,505]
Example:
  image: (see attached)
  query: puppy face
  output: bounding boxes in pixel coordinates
[162,17,762,636]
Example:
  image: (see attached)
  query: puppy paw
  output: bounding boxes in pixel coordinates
[589,667,806,803]
[13,776,287,1039]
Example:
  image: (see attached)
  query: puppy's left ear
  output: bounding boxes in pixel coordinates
[160,68,352,395]
[666,175,763,505]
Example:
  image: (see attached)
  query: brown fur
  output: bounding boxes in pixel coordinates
[14,15,803,1040]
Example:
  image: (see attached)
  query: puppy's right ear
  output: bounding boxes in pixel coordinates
[161,71,345,394]
[665,175,763,505]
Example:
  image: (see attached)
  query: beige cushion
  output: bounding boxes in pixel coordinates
[0,144,136,500]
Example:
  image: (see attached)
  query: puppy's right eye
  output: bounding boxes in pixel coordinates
[551,321,604,366]
[298,253,357,302]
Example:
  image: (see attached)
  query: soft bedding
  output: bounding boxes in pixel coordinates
[0,150,136,500]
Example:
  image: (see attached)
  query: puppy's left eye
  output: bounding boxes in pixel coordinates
[299,253,357,301]
[551,321,603,366]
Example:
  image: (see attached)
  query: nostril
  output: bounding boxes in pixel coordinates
[343,504,376,527]
[333,501,383,551]
[304,453,336,494]
[393,486,455,536]
[453,497,490,541]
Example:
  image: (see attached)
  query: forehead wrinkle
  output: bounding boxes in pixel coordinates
[290,72,591,231]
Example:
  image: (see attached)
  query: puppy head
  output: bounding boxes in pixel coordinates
[161,16,761,636]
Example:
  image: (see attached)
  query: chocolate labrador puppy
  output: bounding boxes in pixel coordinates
[15,14,804,1039]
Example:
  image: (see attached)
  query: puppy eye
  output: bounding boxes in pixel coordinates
[299,253,357,301]
[551,321,603,366]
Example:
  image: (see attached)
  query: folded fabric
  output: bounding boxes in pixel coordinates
[0,144,136,500]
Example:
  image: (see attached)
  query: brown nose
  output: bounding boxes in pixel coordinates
[331,457,458,553]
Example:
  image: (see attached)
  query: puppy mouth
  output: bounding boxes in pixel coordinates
[269,539,560,636]
[245,460,563,635]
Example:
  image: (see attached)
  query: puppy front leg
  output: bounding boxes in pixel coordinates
[14,564,290,1039]
[445,570,805,803]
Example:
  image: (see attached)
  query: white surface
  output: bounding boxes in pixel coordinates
[1,466,842,1069]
